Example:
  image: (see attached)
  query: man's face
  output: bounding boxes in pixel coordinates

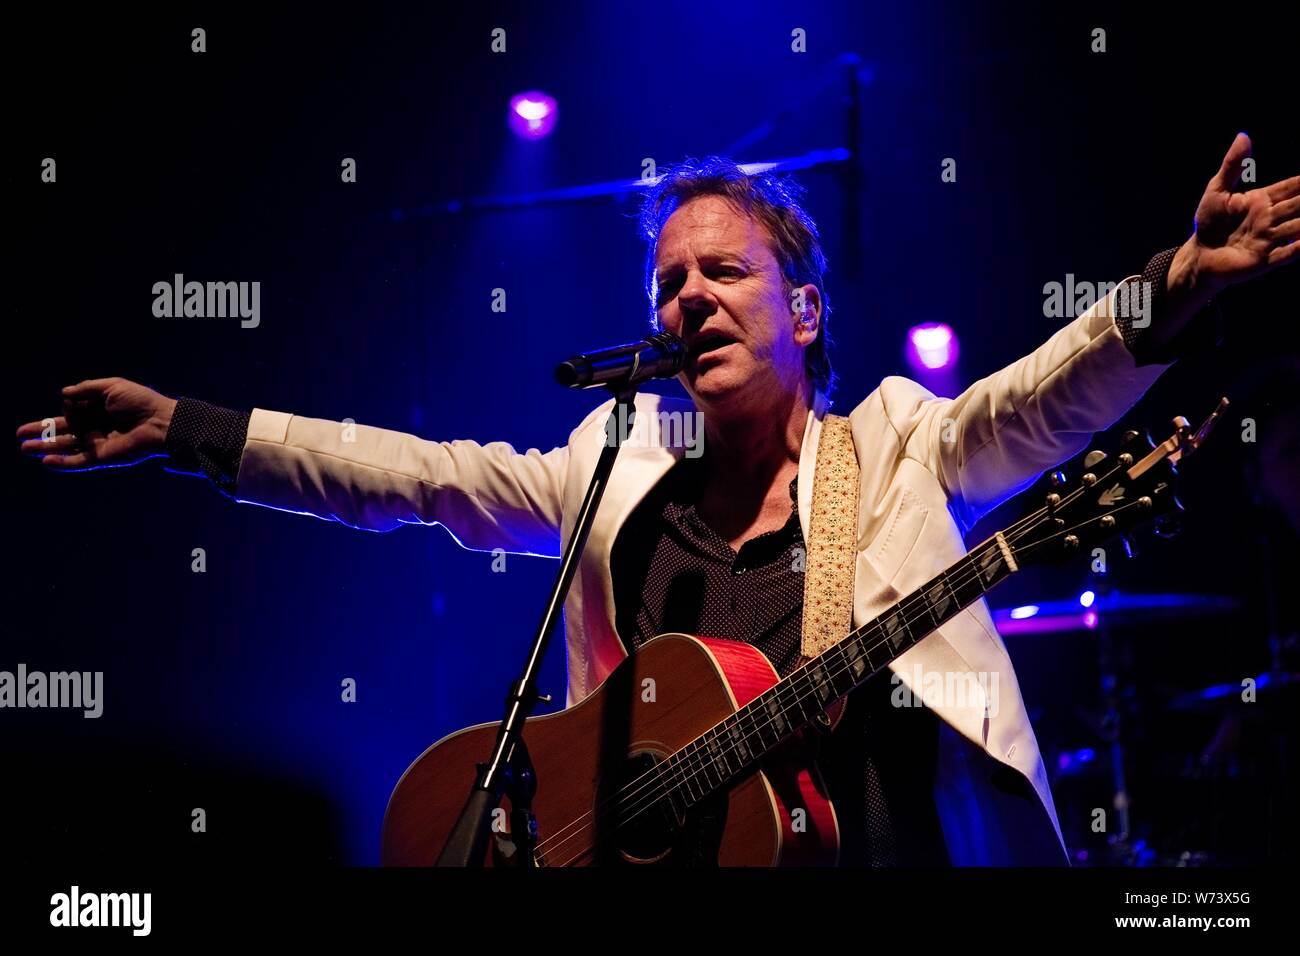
[653,195,817,411]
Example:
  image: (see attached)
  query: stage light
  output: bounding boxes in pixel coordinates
[906,323,958,372]
[1057,747,1096,771]
[1009,604,1039,620]
[508,91,558,140]
[1083,610,1099,629]
[1079,590,1096,608]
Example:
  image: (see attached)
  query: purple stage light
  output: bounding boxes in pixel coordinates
[508,91,558,140]
[1056,747,1097,772]
[1009,604,1039,620]
[906,323,959,372]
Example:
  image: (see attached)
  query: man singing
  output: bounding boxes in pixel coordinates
[17,138,1298,865]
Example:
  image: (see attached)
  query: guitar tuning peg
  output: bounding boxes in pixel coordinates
[1083,450,1107,469]
[1049,470,1067,488]
[1123,428,1155,450]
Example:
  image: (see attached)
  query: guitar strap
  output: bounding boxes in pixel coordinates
[799,413,861,660]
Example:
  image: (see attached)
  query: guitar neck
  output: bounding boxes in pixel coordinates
[660,531,1022,812]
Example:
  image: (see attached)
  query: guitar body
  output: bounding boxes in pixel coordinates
[382,633,840,866]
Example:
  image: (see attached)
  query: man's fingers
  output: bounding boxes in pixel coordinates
[1272,218,1300,244]
[1267,240,1299,268]
[42,452,93,470]
[1274,194,1300,223]
[1211,132,1252,191]
[61,378,119,400]
[1266,175,1300,204]
[15,416,68,439]
[21,434,79,456]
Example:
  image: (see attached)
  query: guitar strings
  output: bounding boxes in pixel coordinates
[536,467,1146,865]
[538,496,1123,867]
[535,526,1033,867]
[537,491,1122,866]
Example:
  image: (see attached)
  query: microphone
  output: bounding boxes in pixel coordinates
[554,330,686,389]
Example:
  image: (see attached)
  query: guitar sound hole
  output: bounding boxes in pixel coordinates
[607,751,727,866]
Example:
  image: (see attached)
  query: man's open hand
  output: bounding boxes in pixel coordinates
[16,378,177,471]
[1179,133,1300,296]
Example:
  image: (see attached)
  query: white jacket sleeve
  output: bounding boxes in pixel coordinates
[888,277,1173,528]
[233,408,583,557]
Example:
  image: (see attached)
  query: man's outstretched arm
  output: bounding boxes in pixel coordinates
[18,379,586,558]
[230,406,573,555]
[895,132,1298,526]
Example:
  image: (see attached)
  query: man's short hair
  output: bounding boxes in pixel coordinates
[639,156,835,395]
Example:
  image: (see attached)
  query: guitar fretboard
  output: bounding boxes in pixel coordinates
[651,533,1019,817]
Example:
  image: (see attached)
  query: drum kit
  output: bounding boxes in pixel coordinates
[992,589,1299,866]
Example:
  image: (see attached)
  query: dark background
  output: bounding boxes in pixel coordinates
[6,2,1297,867]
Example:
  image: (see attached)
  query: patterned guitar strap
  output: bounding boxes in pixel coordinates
[801,413,904,866]
[799,412,860,731]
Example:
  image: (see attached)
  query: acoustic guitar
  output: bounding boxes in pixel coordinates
[382,406,1224,866]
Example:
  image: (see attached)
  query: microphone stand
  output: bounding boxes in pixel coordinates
[435,383,639,866]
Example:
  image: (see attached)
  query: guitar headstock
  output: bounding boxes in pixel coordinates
[1010,398,1229,568]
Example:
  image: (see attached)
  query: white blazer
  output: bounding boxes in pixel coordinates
[234,279,1168,865]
